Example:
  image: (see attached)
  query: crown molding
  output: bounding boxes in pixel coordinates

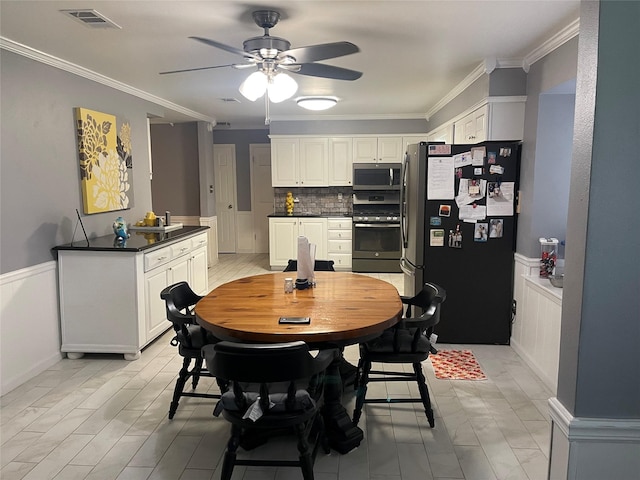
[0,37,217,125]
[426,18,580,120]
[524,18,580,71]
[425,62,488,120]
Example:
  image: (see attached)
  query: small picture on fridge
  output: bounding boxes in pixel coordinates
[488,182,502,198]
[439,205,451,217]
[488,152,497,164]
[448,224,463,248]
[500,147,512,157]
[474,223,488,242]
[489,219,504,238]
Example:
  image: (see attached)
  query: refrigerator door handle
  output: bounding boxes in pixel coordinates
[400,153,409,248]
[399,257,423,276]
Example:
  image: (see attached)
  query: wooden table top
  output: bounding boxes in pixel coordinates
[195,272,402,345]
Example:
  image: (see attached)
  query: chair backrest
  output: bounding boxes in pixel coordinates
[283,259,336,272]
[160,281,202,327]
[206,341,336,415]
[208,341,321,383]
[398,282,446,343]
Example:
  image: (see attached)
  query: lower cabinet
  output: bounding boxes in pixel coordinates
[327,217,352,269]
[58,231,208,360]
[268,217,328,269]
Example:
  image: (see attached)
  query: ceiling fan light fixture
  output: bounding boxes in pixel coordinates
[267,72,298,103]
[296,96,338,111]
[239,71,268,101]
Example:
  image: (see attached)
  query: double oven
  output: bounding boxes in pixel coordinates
[351,163,402,273]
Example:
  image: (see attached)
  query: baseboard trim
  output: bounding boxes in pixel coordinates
[549,397,640,442]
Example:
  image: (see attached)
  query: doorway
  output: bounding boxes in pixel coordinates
[214,144,237,253]
[250,144,273,254]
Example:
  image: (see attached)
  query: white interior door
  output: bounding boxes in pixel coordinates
[250,144,273,253]
[214,144,237,253]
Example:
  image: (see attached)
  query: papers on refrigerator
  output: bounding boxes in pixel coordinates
[486,182,515,216]
[456,178,487,207]
[427,156,455,200]
[459,205,487,222]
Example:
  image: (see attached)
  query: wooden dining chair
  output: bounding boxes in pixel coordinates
[203,341,338,480]
[352,282,446,428]
[160,281,221,419]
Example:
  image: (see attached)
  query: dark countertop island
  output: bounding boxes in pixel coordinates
[52,225,209,253]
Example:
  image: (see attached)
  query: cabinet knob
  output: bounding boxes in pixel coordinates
[228,204,233,209]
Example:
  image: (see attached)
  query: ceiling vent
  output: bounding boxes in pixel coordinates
[220,98,241,103]
[60,9,121,29]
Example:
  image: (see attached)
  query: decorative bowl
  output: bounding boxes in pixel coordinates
[549,274,564,288]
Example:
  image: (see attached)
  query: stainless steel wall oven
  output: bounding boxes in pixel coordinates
[351,191,402,273]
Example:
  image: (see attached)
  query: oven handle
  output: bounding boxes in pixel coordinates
[354,223,400,228]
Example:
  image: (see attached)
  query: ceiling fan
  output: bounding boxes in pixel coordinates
[160,9,362,104]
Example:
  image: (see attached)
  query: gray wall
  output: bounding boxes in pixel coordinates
[517,37,579,258]
[427,75,490,128]
[488,68,527,96]
[559,0,640,418]
[269,119,429,136]
[0,51,164,274]
[212,129,270,211]
[530,91,575,260]
[150,123,200,216]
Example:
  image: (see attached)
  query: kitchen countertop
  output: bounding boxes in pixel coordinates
[268,213,352,218]
[52,225,209,253]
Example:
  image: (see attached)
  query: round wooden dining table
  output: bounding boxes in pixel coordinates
[195,271,403,453]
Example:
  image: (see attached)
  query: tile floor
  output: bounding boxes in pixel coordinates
[1,254,554,480]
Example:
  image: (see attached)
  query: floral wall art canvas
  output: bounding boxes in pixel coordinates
[75,107,132,214]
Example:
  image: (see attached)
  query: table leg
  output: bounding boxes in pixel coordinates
[321,355,363,454]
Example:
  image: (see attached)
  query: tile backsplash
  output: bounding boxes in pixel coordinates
[273,187,353,215]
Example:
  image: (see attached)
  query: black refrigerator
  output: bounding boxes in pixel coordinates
[400,141,521,344]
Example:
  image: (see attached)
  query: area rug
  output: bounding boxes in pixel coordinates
[429,349,487,380]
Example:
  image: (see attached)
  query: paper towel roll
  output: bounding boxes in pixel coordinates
[296,236,315,284]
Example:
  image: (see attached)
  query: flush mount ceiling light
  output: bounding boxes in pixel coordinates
[296,96,339,111]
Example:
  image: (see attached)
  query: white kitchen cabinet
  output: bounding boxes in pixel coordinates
[299,138,329,186]
[402,135,429,155]
[353,137,403,163]
[426,124,454,144]
[269,217,328,269]
[271,138,328,187]
[328,137,353,186]
[454,104,488,144]
[56,228,208,360]
[327,217,352,270]
[271,138,299,186]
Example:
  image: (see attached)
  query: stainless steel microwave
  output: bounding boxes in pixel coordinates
[352,163,402,190]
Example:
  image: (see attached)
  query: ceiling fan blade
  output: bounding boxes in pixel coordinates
[281,41,359,63]
[292,63,363,81]
[159,64,239,75]
[189,36,260,61]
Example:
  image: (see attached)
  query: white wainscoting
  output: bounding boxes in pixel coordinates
[236,212,255,254]
[0,261,63,395]
[549,398,640,480]
[199,215,218,266]
[511,253,562,394]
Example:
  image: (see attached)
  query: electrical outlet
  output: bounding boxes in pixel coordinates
[337,193,343,200]
[293,197,300,203]
[429,333,438,345]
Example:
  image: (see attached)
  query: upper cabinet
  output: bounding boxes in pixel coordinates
[353,137,404,163]
[328,137,353,186]
[454,105,488,144]
[429,96,526,146]
[271,138,328,187]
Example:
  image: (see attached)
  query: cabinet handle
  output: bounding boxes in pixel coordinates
[158,256,167,261]
[180,247,188,252]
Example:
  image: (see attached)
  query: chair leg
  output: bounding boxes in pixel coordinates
[169,357,192,419]
[352,358,371,427]
[354,357,363,389]
[413,362,435,427]
[191,357,203,389]
[295,422,314,480]
[221,424,241,480]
